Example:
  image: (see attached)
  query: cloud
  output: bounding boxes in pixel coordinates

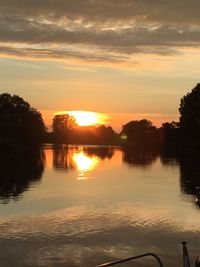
[0,45,129,65]
[1,0,200,25]
[0,0,200,63]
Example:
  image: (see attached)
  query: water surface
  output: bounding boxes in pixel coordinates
[0,145,200,267]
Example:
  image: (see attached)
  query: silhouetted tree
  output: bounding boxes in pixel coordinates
[69,126,97,144]
[95,125,117,144]
[179,83,200,141]
[121,119,160,149]
[68,125,118,145]
[52,114,77,143]
[160,121,181,153]
[0,93,45,144]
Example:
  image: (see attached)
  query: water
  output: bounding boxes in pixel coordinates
[0,145,200,267]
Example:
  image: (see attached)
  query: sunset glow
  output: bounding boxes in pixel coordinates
[68,110,106,126]
[2,0,200,266]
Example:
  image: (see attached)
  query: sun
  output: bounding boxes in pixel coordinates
[67,110,106,126]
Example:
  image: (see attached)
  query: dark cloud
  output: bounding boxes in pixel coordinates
[0,17,199,49]
[0,0,199,62]
[1,0,200,25]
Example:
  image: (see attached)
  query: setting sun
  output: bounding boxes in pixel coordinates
[68,110,106,126]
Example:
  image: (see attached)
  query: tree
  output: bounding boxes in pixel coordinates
[95,125,117,144]
[120,119,161,150]
[161,121,180,141]
[121,119,155,142]
[52,114,77,143]
[160,121,180,153]
[0,93,45,144]
[179,83,200,140]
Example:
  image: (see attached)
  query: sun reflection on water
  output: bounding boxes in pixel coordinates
[72,150,99,180]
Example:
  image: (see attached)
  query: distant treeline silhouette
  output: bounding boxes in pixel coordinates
[1,83,200,153]
[49,114,119,145]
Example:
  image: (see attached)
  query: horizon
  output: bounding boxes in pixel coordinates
[42,108,180,132]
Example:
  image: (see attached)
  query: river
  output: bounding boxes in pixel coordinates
[0,145,200,267]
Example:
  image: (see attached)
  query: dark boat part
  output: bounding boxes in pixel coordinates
[182,241,191,267]
[97,252,164,267]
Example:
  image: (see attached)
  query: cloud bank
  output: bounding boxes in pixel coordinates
[0,0,200,64]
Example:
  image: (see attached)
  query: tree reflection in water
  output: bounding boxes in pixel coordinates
[0,146,45,203]
[53,145,74,171]
[179,156,200,206]
[161,154,200,197]
[53,145,114,171]
[161,153,200,208]
[122,147,159,167]
[83,146,114,160]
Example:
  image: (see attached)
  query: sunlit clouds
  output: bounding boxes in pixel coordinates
[1,0,200,65]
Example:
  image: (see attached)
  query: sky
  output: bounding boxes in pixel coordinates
[0,0,200,131]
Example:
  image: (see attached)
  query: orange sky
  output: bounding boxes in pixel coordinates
[41,109,179,132]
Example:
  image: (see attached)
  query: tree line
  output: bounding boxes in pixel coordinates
[1,83,200,153]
